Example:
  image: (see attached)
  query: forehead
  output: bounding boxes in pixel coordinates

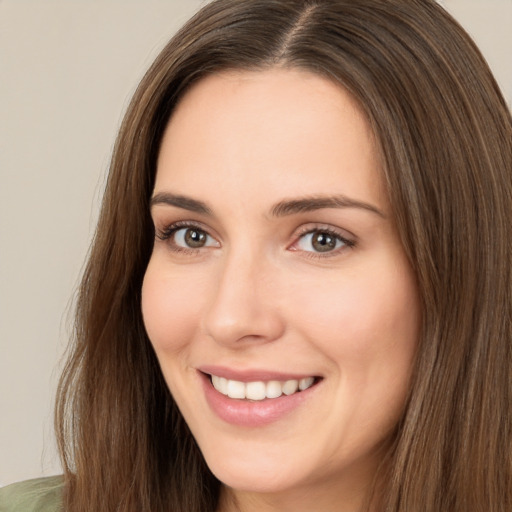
[155,68,386,213]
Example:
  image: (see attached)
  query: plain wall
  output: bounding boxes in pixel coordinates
[1,0,511,486]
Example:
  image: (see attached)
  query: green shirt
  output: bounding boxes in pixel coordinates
[0,476,63,512]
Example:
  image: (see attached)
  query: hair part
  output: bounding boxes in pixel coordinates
[56,1,512,510]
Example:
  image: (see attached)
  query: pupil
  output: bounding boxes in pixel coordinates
[312,232,336,252]
[185,229,206,248]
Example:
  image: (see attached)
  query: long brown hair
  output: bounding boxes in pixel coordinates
[55,0,512,510]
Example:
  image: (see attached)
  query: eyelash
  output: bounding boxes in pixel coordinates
[291,226,356,259]
[155,221,355,258]
[156,221,215,255]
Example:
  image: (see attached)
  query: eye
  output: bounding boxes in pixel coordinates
[172,227,217,249]
[294,229,353,254]
[174,228,212,249]
[156,222,219,252]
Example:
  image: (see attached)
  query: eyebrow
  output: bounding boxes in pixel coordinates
[150,193,212,215]
[150,192,385,218]
[271,195,386,218]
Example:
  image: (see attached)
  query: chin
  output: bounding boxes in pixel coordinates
[201,444,309,494]
[210,465,301,494]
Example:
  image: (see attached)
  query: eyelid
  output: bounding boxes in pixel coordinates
[155,220,220,251]
[288,224,356,257]
[153,219,355,257]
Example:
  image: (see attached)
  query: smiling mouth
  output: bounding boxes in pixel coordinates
[209,374,320,401]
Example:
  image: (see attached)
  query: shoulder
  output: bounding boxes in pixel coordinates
[0,476,64,512]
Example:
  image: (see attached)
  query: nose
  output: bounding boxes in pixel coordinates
[202,249,285,347]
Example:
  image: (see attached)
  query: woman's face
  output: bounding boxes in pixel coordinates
[142,69,420,507]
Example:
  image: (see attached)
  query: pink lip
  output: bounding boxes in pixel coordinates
[198,365,316,382]
[198,369,321,427]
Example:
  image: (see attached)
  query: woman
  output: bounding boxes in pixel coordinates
[2,0,511,511]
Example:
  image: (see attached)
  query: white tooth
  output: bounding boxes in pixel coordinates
[245,381,266,401]
[212,375,313,399]
[282,379,299,396]
[210,375,228,395]
[299,377,314,391]
[227,379,246,399]
[266,380,283,399]
[211,374,221,390]
[218,377,228,395]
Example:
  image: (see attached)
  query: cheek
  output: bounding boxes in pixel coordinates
[291,258,420,375]
[300,261,419,433]
[141,257,203,355]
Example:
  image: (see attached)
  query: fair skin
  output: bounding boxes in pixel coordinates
[142,68,420,512]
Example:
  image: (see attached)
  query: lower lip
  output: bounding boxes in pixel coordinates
[200,372,319,427]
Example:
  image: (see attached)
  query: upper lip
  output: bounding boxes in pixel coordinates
[198,365,320,382]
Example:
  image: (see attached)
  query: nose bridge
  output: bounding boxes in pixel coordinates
[202,244,283,346]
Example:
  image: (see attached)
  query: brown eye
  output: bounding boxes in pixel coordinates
[296,229,348,254]
[171,227,217,249]
[311,232,338,252]
[184,228,207,248]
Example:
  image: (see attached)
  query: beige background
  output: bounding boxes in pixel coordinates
[1,0,511,486]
